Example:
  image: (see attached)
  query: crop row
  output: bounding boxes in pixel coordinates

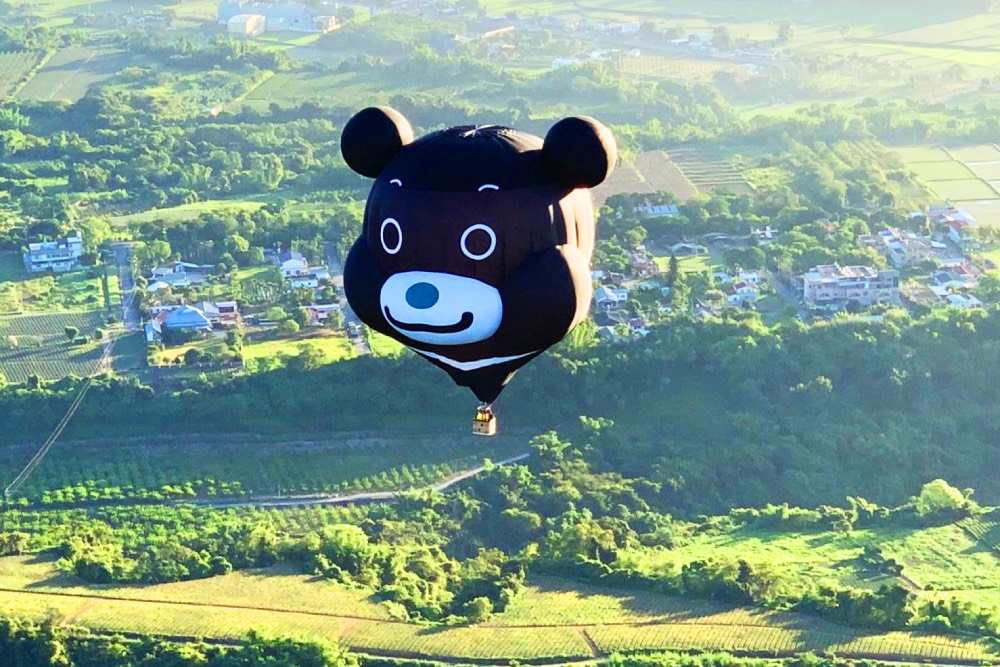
[0,311,107,337]
[6,437,523,505]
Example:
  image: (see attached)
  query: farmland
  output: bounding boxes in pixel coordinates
[894,144,1000,224]
[669,148,754,195]
[16,46,128,102]
[0,556,994,662]
[0,310,114,383]
[0,50,44,97]
[0,432,528,505]
[592,151,698,205]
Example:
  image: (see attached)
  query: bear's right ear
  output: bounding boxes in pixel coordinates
[341,107,414,178]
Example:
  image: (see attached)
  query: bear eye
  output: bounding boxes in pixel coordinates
[380,218,402,255]
[478,184,499,191]
[390,179,402,187]
[460,224,496,261]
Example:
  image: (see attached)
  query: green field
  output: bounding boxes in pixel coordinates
[110,199,269,227]
[896,145,1000,223]
[0,556,993,663]
[910,161,976,181]
[926,178,999,201]
[0,432,527,504]
[16,46,127,102]
[244,329,356,365]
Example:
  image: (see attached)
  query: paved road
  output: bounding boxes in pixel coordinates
[110,242,140,332]
[193,452,529,509]
[325,242,370,355]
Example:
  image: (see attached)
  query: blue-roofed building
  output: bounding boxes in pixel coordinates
[164,305,213,332]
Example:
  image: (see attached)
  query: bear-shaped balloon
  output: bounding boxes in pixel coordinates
[342,106,616,405]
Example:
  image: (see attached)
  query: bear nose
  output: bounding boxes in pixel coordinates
[405,282,439,309]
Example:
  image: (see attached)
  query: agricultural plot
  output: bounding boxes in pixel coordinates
[243,330,356,365]
[17,46,128,103]
[0,255,118,314]
[0,556,994,663]
[896,144,1000,224]
[0,432,527,505]
[591,151,697,205]
[0,50,44,97]
[0,310,111,383]
[669,148,753,195]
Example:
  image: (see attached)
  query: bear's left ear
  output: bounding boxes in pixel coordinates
[542,116,616,189]
[341,106,415,178]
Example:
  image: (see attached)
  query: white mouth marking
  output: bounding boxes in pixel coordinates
[409,347,540,371]
[478,184,499,191]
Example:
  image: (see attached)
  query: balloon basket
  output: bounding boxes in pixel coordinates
[472,406,498,436]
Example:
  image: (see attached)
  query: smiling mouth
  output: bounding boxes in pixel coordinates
[384,307,475,334]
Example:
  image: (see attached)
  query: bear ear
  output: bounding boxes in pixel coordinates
[542,116,617,189]
[341,106,415,178]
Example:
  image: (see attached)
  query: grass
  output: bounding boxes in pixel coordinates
[148,334,230,366]
[366,329,406,357]
[243,329,356,364]
[0,556,994,662]
[110,199,268,227]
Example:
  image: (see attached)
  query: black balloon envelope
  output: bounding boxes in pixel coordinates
[341,106,617,409]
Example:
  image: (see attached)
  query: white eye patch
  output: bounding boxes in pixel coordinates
[390,179,402,186]
[478,184,499,191]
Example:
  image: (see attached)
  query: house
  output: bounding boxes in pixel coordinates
[227,13,266,36]
[725,281,758,307]
[931,270,968,290]
[289,266,330,289]
[552,56,582,69]
[870,228,934,267]
[713,271,733,285]
[307,302,342,326]
[948,219,981,251]
[594,286,629,307]
[276,250,309,277]
[670,242,707,256]
[629,252,658,276]
[752,226,776,243]
[800,264,900,307]
[946,293,982,309]
[164,305,213,332]
[150,261,211,288]
[736,270,762,285]
[23,232,83,273]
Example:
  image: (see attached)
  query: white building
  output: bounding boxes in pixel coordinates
[227,13,266,37]
[23,232,83,273]
[801,264,899,308]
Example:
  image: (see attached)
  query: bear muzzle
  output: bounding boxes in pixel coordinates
[379,271,502,345]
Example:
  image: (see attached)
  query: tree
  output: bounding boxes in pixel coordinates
[915,479,966,516]
[463,596,493,623]
[279,318,300,335]
[667,252,679,287]
[63,326,79,342]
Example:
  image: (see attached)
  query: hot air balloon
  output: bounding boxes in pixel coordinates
[341,106,616,433]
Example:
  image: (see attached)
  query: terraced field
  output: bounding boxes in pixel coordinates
[16,46,128,102]
[0,557,994,663]
[669,147,754,195]
[591,150,697,204]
